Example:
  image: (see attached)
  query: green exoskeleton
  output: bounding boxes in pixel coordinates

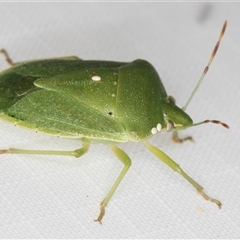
[0,21,228,223]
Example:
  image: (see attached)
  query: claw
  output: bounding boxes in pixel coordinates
[94,203,105,224]
[172,135,194,143]
[198,189,222,209]
[0,149,12,154]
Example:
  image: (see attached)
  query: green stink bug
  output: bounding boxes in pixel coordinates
[0,21,228,224]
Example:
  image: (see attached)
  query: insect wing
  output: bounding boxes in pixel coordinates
[0,60,129,142]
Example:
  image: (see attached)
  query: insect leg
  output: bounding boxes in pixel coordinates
[0,141,90,158]
[0,49,14,66]
[172,129,193,143]
[94,144,131,224]
[144,140,221,208]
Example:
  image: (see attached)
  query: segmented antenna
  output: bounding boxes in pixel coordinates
[182,21,227,111]
[191,119,229,129]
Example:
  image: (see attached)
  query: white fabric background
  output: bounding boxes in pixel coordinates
[0,2,239,238]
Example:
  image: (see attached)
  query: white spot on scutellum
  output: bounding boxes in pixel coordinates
[151,127,158,135]
[111,93,116,97]
[151,123,162,135]
[92,76,101,81]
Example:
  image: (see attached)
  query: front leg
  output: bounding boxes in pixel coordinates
[0,49,14,66]
[172,129,193,143]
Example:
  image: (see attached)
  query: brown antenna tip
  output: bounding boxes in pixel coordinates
[203,119,229,129]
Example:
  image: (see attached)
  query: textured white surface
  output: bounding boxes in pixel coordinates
[0,2,239,238]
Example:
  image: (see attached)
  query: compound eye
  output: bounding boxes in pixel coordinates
[166,120,174,132]
[167,96,176,105]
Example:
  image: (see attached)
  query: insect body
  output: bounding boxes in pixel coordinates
[0,21,228,223]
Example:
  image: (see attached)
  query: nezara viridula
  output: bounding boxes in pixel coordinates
[0,21,228,223]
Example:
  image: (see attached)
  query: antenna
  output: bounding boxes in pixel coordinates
[182,21,227,111]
